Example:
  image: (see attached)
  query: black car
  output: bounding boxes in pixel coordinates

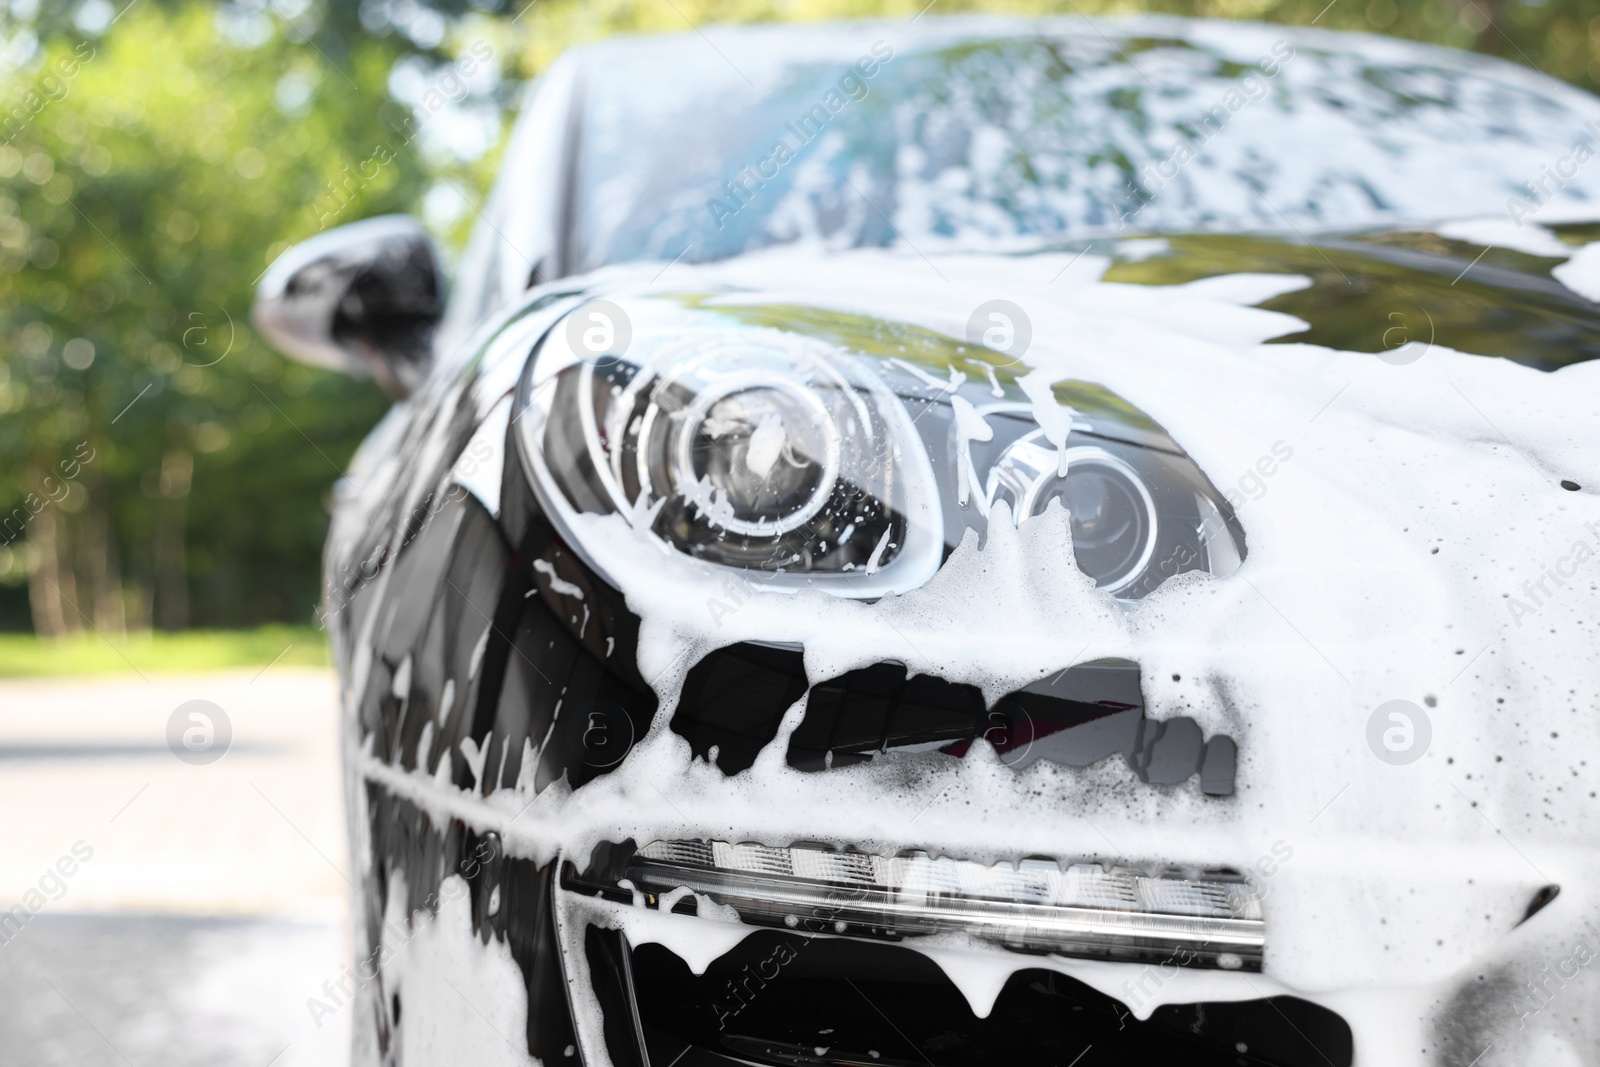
[253,16,1600,1067]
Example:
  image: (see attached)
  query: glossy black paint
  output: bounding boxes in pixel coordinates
[362,785,577,1063]
[584,926,649,1067]
[353,453,658,798]
[331,233,444,391]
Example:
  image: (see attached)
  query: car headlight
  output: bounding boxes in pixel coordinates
[514,294,1243,600]
[985,437,1160,597]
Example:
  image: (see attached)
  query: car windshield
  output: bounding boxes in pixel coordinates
[568,23,1600,271]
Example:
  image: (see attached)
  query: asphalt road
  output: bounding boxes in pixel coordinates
[0,669,352,1066]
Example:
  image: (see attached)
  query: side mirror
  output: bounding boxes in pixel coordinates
[252,215,443,399]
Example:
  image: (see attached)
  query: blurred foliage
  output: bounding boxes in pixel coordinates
[0,3,421,633]
[329,0,1600,94]
[0,0,1596,635]
[0,623,328,675]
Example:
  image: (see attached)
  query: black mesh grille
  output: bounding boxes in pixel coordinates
[607,929,1352,1067]
[670,644,810,775]
[668,646,1236,793]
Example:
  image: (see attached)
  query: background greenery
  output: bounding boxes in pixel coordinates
[0,624,327,675]
[1,0,1597,642]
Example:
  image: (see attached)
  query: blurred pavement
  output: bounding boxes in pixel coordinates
[0,668,352,1066]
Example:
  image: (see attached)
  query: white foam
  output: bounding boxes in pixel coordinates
[1553,242,1600,302]
[1435,217,1572,259]
[379,873,538,1065]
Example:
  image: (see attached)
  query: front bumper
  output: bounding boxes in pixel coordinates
[553,854,1350,1067]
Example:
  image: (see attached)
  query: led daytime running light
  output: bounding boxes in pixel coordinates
[625,840,1264,971]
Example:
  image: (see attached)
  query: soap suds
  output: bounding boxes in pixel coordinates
[1435,217,1572,259]
[1552,242,1600,303]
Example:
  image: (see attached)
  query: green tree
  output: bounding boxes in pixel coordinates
[0,4,418,632]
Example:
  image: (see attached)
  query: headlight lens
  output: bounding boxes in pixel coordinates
[985,438,1159,595]
[517,299,944,594]
[675,377,838,537]
[515,295,1245,600]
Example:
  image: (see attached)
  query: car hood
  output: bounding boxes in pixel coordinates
[385,231,1600,1052]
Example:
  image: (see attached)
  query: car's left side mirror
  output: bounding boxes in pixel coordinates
[252,215,443,399]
